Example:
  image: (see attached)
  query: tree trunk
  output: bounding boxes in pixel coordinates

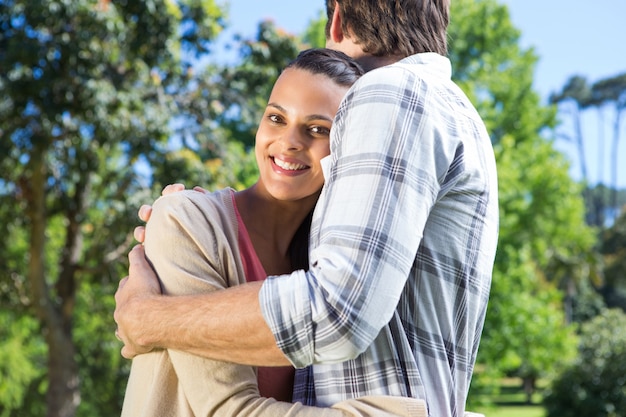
[572,104,597,226]
[595,108,606,227]
[522,375,535,404]
[610,106,623,221]
[45,325,80,417]
[573,104,589,184]
[26,143,81,417]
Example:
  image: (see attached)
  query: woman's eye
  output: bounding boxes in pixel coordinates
[310,126,331,136]
[268,114,283,124]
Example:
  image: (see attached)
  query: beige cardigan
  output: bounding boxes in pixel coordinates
[120,189,429,417]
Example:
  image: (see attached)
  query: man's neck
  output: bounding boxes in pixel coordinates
[356,54,406,72]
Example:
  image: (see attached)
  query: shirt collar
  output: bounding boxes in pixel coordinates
[395,52,452,80]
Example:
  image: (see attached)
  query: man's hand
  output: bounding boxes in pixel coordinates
[114,245,163,359]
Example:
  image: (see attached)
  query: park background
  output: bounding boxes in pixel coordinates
[1,0,625,416]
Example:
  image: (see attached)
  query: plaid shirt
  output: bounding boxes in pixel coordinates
[260,53,499,417]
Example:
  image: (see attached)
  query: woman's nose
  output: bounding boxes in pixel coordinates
[280,126,305,150]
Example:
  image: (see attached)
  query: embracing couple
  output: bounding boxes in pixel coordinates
[114,1,498,416]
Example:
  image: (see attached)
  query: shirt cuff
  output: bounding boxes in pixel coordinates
[259,270,314,368]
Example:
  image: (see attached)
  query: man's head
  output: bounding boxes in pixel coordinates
[325,0,449,59]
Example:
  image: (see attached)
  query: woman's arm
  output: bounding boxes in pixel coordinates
[122,189,298,416]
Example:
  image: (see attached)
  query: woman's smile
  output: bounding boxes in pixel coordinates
[271,156,310,175]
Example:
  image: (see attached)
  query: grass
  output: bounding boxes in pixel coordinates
[471,377,547,417]
[473,405,545,417]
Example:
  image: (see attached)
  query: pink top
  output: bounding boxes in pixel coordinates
[232,191,295,402]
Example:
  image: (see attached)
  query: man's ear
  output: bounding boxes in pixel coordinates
[328,1,344,43]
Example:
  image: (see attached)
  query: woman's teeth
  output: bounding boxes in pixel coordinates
[274,158,307,171]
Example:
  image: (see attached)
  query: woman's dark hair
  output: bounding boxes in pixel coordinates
[285,48,363,271]
[284,48,365,88]
[289,210,314,271]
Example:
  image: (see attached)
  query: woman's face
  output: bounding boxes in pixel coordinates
[255,67,349,202]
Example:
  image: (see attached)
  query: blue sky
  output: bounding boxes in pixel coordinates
[214,1,626,186]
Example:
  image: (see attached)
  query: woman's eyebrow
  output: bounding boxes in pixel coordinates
[306,114,333,122]
[266,102,285,112]
[267,102,333,123]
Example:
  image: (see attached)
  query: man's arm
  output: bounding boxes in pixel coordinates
[114,245,290,366]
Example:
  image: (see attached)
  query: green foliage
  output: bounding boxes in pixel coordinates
[476,243,578,401]
[550,73,626,226]
[544,309,626,417]
[0,312,46,416]
[205,141,260,190]
[0,0,226,414]
[571,279,607,324]
[476,404,545,417]
[213,20,303,147]
[600,210,626,310]
[448,1,598,404]
[74,281,129,416]
[473,134,594,401]
[495,136,595,270]
[449,0,556,145]
[300,9,328,48]
[586,184,626,229]
[152,140,258,191]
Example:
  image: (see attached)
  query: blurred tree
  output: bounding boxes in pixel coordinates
[550,76,593,185]
[551,72,626,227]
[446,0,598,403]
[301,9,328,48]
[211,20,301,148]
[482,136,586,402]
[544,309,626,417]
[591,74,626,216]
[0,1,225,415]
[600,210,626,311]
[0,310,46,415]
[448,0,556,146]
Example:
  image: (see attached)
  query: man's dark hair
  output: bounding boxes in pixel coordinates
[325,0,450,57]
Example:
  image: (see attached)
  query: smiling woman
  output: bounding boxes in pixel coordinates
[254,68,344,202]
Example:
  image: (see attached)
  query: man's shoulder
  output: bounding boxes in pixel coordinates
[353,53,452,96]
[370,53,451,77]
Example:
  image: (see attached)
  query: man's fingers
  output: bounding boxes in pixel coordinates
[127,244,162,294]
[192,186,209,194]
[133,226,146,243]
[162,183,185,196]
[128,244,148,277]
[120,345,137,360]
[128,244,146,269]
[113,276,128,325]
[115,245,159,360]
[118,276,129,290]
[138,204,152,222]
